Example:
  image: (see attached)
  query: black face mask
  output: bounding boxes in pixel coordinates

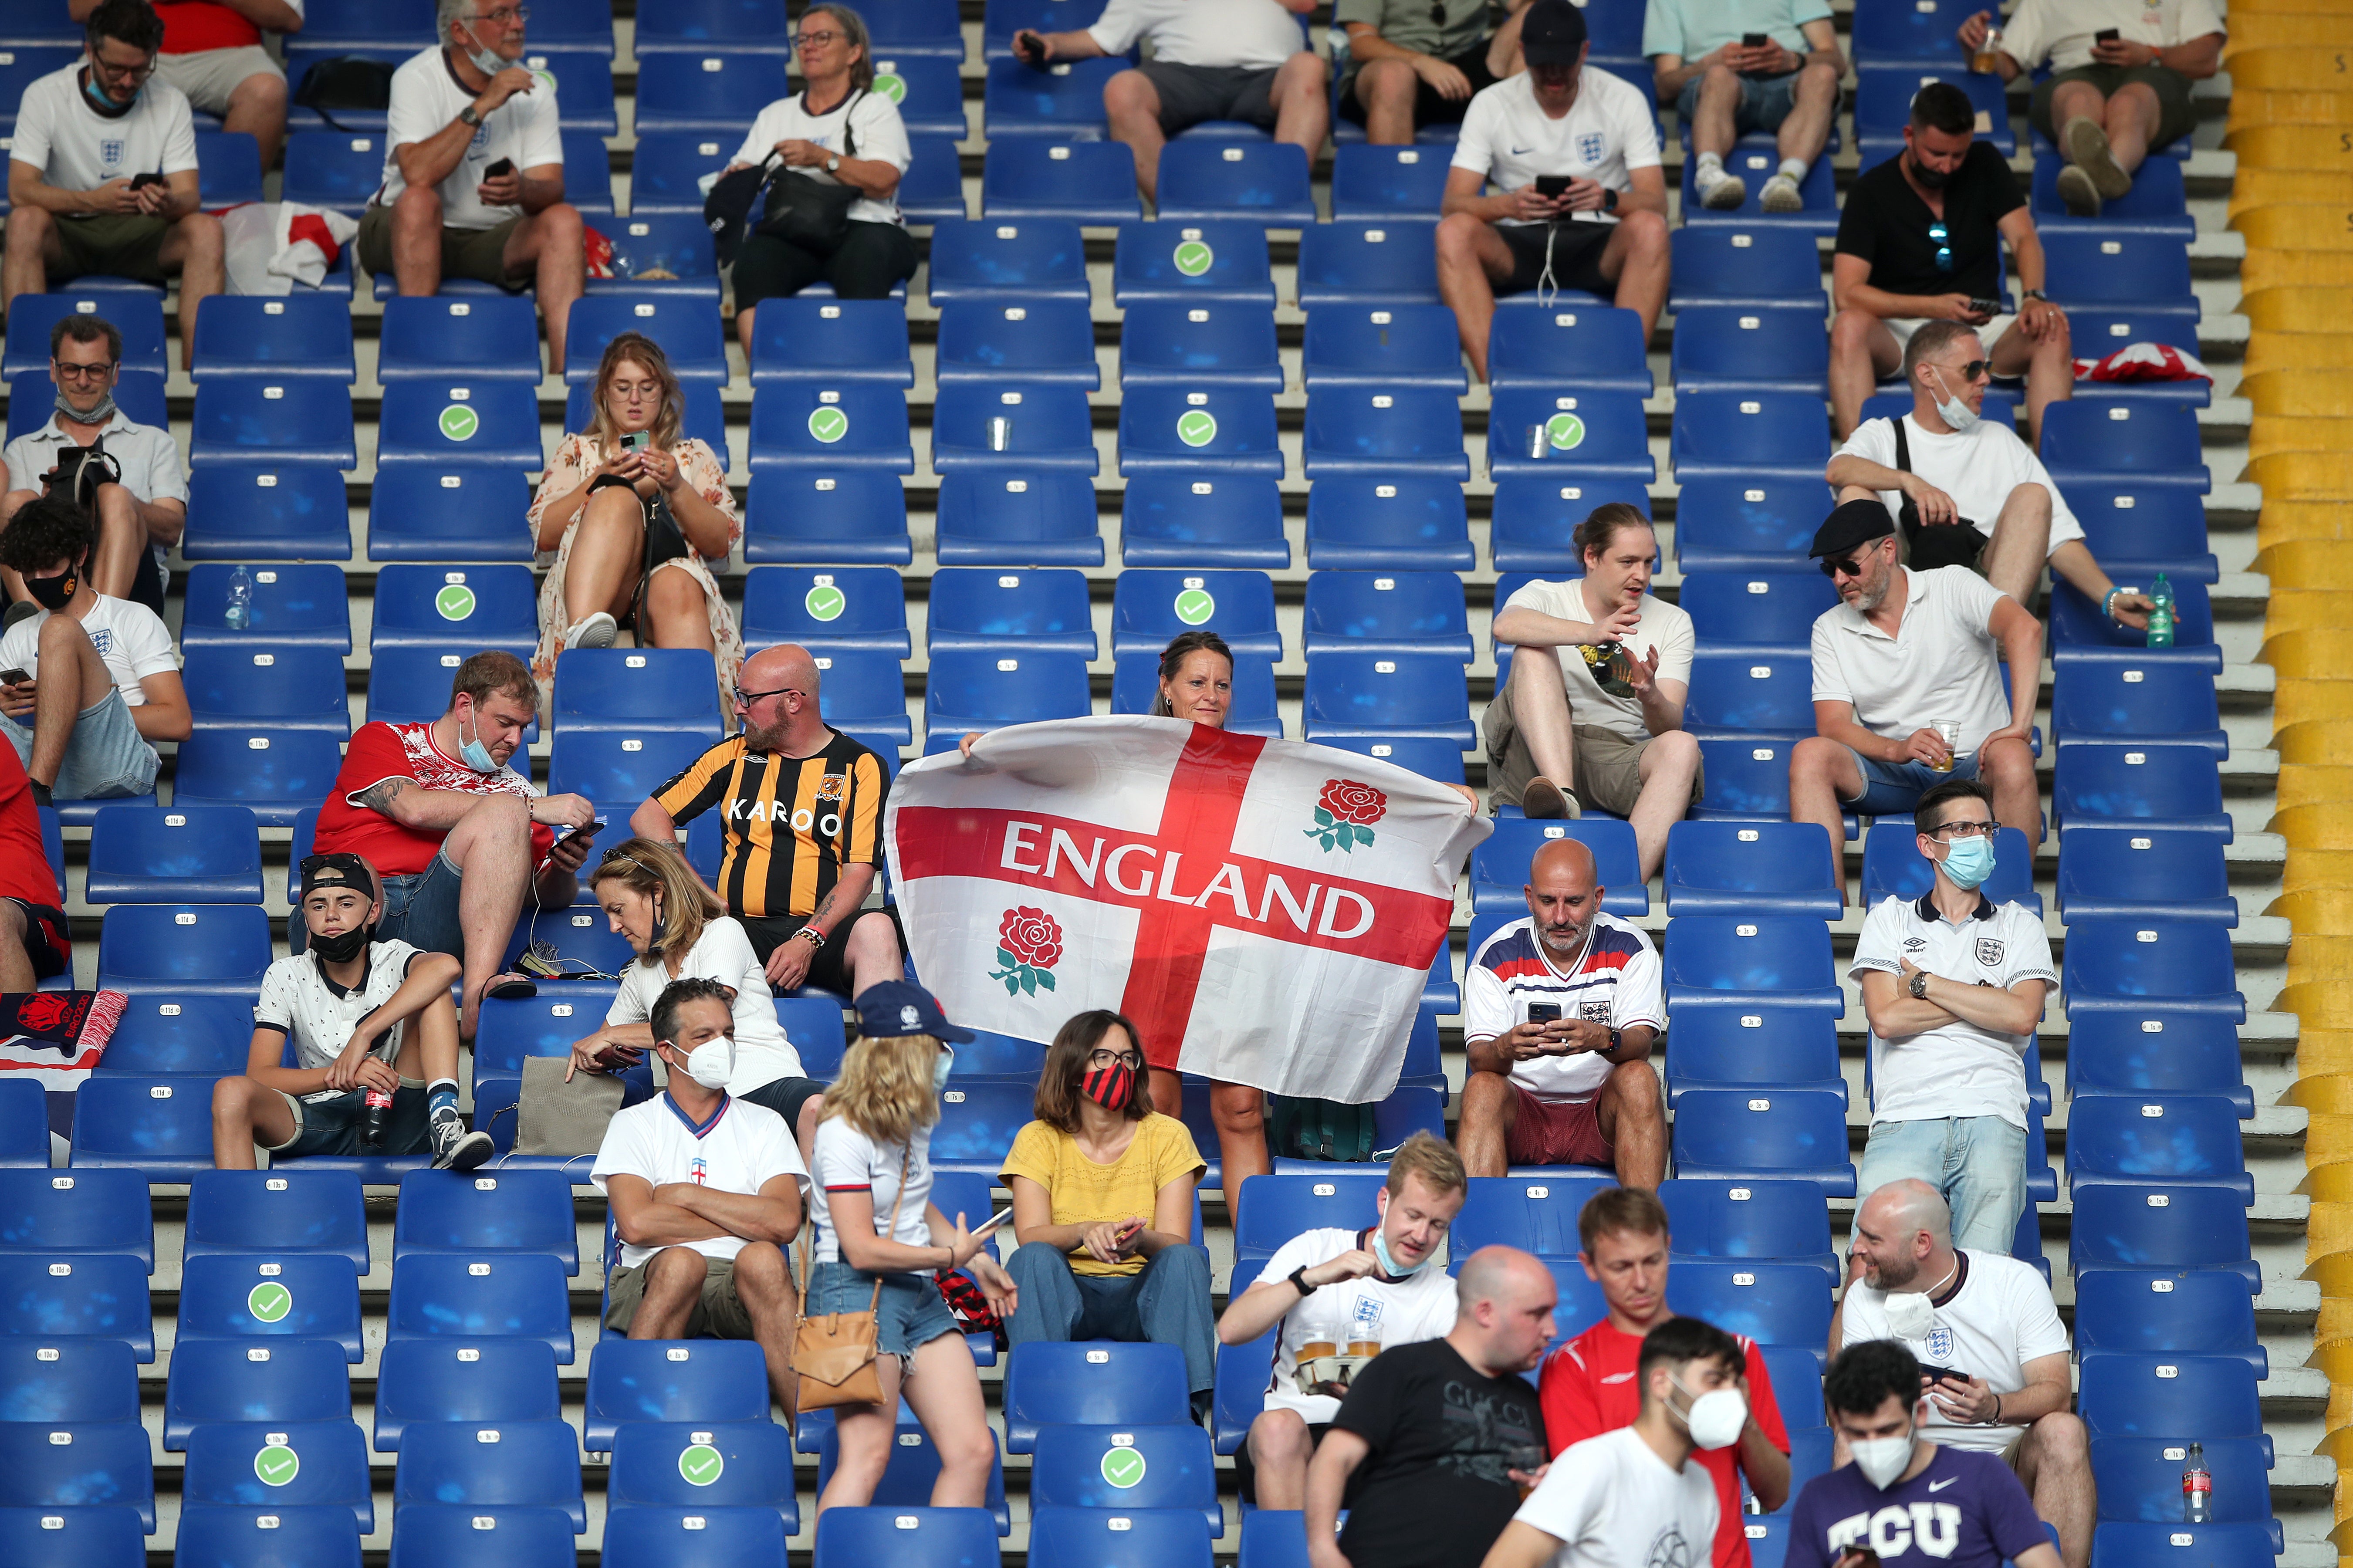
[308,923,372,963]
[1907,151,1950,190]
[24,568,77,611]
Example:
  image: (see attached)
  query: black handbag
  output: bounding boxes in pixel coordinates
[704,157,777,268]
[1892,417,1984,572]
[293,55,397,134]
[754,89,870,256]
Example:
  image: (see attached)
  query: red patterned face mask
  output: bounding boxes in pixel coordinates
[1081,1059,1136,1112]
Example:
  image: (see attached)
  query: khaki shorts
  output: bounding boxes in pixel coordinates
[155,44,282,116]
[2031,63,2197,150]
[357,206,527,289]
[51,214,172,284]
[1483,676,1704,818]
[605,1250,759,1339]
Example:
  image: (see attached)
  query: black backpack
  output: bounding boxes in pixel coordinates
[1892,417,1985,572]
[293,56,398,134]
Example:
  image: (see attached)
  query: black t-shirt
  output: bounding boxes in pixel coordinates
[1330,1338,1549,1568]
[1834,143,2024,304]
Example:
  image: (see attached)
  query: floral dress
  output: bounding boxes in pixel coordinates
[526,431,745,713]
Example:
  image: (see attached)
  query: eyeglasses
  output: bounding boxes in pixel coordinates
[731,685,802,709]
[88,54,154,83]
[1089,1048,1145,1071]
[471,5,530,24]
[52,359,117,383]
[796,28,842,47]
[1924,819,1998,840]
[1928,219,1953,273]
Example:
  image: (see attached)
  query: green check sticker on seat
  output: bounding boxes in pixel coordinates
[1099,1444,1147,1489]
[872,72,906,101]
[1176,409,1217,447]
[1545,412,1586,451]
[439,405,480,442]
[435,584,477,621]
[809,406,850,444]
[1173,240,1213,276]
[679,1443,725,1485]
[805,584,847,621]
[247,1281,292,1323]
[1173,588,1214,624]
[254,1443,300,1487]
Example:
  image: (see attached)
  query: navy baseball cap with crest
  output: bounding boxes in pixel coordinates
[855,980,976,1043]
[1518,0,1589,66]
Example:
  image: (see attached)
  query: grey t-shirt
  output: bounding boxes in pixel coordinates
[1335,0,1496,68]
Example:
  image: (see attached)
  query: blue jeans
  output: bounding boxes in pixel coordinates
[1676,67,1804,135]
[375,849,465,960]
[1857,1115,2029,1254]
[1840,748,1984,818]
[1005,1240,1217,1395]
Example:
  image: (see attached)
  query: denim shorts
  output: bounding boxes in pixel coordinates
[805,1258,960,1357]
[0,689,158,801]
[1839,748,1982,817]
[375,850,465,960]
[1675,67,1803,134]
[266,1082,430,1159]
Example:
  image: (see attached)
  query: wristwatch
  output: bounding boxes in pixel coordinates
[2022,288,2048,303]
[1602,1027,1624,1058]
[826,155,842,174]
[459,103,482,127]
[1290,1265,1318,1298]
[1909,970,1931,1000]
[1601,187,1618,213]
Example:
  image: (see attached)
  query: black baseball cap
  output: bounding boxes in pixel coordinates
[297,852,374,902]
[1519,0,1589,66]
[1809,498,1897,558]
[854,980,976,1044]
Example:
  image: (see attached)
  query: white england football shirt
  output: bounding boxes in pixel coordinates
[1250,1226,1460,1422]
[10,64,198,197]
[592,1092,810,1267]
[1451,67,1662,226]
[1849,892,2055,1128]
[375,45,564,230]
[1463,911,1664,1102]
[1839,1249,2070,1454]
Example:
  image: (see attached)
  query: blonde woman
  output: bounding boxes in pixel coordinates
[567,837,827,1153]
[526,331,744,709]
[807,982,1015,1514]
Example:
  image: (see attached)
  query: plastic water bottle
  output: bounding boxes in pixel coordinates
[2182,1441,2211,1523]
[224,565,252,632]
[2146,572,2175,649]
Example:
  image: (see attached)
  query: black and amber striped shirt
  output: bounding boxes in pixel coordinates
[652,730,890,921]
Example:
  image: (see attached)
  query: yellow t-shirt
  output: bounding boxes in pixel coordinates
[998,1112,1207,1277]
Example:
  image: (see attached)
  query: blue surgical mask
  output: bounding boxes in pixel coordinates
[1371,1217,1433,1279]
[456,702,499,774]
[932,1047,955,1096]
[1940,834,1996,891]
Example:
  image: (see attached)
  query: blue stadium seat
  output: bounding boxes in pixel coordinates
[369,563,536,656]
[1111,569,1281,658]
[372,1338,562,1454]
[982,0,1108,54]
[2064,310,2212,403]
[1122,301,1283,390]
[180,463,354,561]
[921,651,1092,753]
[2061,919,2244,1021]
[1667,227,1826,311]
[1659,1179,1838,1277]
[813,1506,1001,1568]
[927,567,1098,657]
[865,0,965,58]
[932,384,1100,472]
[1485,390,1654,483]
[747,299,915,387]
[179,1252,362,1360]
[2050,579,2220,672]
[927,217,1090,305]
[2062,486,2218,584]
[1662,916,1841,1014]
[1114,220,1277,306]
[2066,1096,2253,1203]
[2030,150,2194,239]
[494,896,639,987]
[1488,479,1650,573]
[374,295,541,382]
[1659,1009,1843,1108]
[1301,389,1470,480]
[1156,141,1313,225]
[180,564,351,654]
[1237,1510,1312,1568]
[869,55,968,138]
[1301,651,1474,747]
[1683,653,1816,741]
[1031,1507,1214,1568]
[2055,828,2235,925]
[181,646,349,734]
[365,466,535,562]
[984,139,1143,224]
[1120,475,1288,567]
[180,1418,371,1529]
[631,51,792,133]
[185,1171,368,1271]
[377,382,543,468]
[605,1421,794,1530]
[1298,304,1464,393]
[0,1337,138,1425]
[1671,478,1833,572]
[162,1336,350,1451]
[1302,571,1471,659]
[1118,387,1282,477]
[933,471,1107,566]
[581,1339,768,1453]
[0,1423,153,1530]
[91,906,270,997]
[564,296,728,384]
[1232,1173,1388,1260]
[84,805,262,906]
[749,385,915,473]
[393,1421,585,1531]
[0,1508,145,1568]
[599,1508,789,1568]
[1677,571,1836,652]
[0,1169,152,1269]
[1295,220,1439,308]
[1485,303,1652,395]
[946,1030,1048,1083]
[815,1419,1011,1534]
[385,1506,582,1568]
[2043,231,2198,323]
[1450,1173,1619,1257]
[2073,1270,2264,1374]
[300,0,432,44]
[2088,1523,2276,1568]
[1670,304,1830,398]
[1664,1260,1833,1357]
[2070,1186,2257,1294]
[0,292,167,379]
[2067,1013,2251,1115]
[368,648,537,733]
[807,649,916,745]
[546,731,715,812]
[1031,1426,1219,1534]
[1329,144,1448,219]
[175,1505,364,1568]
[632,0,789,51]
[1670,391,1830,481]
[66,1074,221,1181]
[623,131,736,215]
[741,566,911,655]
[280,130,389,214]
[190,294,354,380]
[189,380,358,467]
[1670,1089,1856,1195]
[1470,816,1646,917]
[188,125,268,208]
[2089,1438,2276,1547]
[2079,1353,2265,1453]
[551,648,727,738]
[1109,652,1279,736]
[1859,822,2039,913]
[592,213,720,299]
[386,1253,575,1362]
[983,54,1125,138]
[2052,743,2228,835]
[1002,1341,1191,1453]
[1305,475,1473,570]
[2041,402,2208,491]
[391,1169,579,1271]
[1852,67,2012,157]
[1845,0,1971,64]
[744,472,913,565]
[561,128,616,216]
[0,1251,151,1357]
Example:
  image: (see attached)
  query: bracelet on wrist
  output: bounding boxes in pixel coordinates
[796,926,826,948]
[2102,587,2121,621]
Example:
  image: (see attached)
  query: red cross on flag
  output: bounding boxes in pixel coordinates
[886,717,1489,1102]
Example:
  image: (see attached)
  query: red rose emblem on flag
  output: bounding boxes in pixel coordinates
[990,906,1062,997]
[1307,778,1387,852]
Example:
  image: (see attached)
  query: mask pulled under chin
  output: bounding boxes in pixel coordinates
[1927,370,1979,433]
[1370,1225,1432,1280]
[1908,155,1949,190]
[308,923,373,963]
[1883,1287,1938,1340]
[1852,1433,1917,1489]
[57,390,117,427]
[24,570,76,611]
[81,73,139,119]
[456,708,500,774]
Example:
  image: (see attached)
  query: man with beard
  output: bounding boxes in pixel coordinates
[1456,837,1665,1186]
[631,643,901,998]
[1789,500,2042,905]
[1827,82,2071,446]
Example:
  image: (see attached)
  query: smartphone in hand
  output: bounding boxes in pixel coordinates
[2094,27,2120,43]
[484,157,515,179]
[1535,174,1572,200]
[1742,31,1768,46]
[0,669,27,688]
[1967,297,2001,317]
[622,429,652,453]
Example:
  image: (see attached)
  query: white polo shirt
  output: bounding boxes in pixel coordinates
[1998,0,2225,74]
[1498,578,1694,743]
[592,1092,810,1267]
[1809,566,2015,759]
[254,939,426,1104]
[1463,911,1665,1102]
[1839,1249,2071,1454]
[1836,415,2085,558]
[1085,0,1307,70]
[1451,66,1662,226]
[10,65,198,196]
[1849,892,2056,1129]
[375,45,565,230]
[1250,1226,1460,1422]
[5,410,187,507]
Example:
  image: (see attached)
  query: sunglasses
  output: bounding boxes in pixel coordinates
[1928,219,1953,273]
[1818,543,1886,579]
[1936,358,1993,382]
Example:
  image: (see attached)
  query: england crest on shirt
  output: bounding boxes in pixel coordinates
[1975,937,2005,967]
[1576,132,1606,166]
[100,138,124,168]
[1925,1325,1955,1362]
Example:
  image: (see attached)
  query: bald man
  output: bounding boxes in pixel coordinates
[1307,1245,1558,1568]
[631,643,904,998]
[1458,838,1667,1184]
[1831,1179,2091,1568]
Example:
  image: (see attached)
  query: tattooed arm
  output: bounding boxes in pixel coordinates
[350,775,502,832]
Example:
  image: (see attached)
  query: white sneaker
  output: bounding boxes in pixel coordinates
[564,611,617,651]
[1699,169,1747,210]
[1759,173,1803,213]
[2054,163,2102,218]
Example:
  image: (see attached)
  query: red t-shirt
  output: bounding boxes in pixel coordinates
[315,720,555,877]
[157,1,264,55]
[0,743,58,909]
[1538,1316,1791,1568]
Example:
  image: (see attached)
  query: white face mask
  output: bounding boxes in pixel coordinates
[932,1047,955,1096]
[1852,1430,1917,1490]
[668,1036,733,1090]
[1883,1288,1937,1341]
[455,16,510,78]
[1669,1376,1748,1451]
[1926,365,1980,433]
